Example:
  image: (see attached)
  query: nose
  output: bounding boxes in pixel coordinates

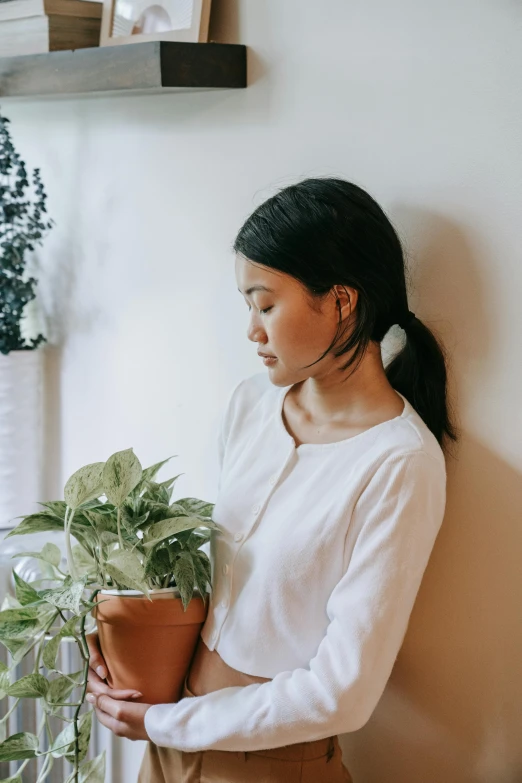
[247,311,266,343]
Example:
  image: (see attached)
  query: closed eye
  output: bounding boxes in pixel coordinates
[247,305,273,315]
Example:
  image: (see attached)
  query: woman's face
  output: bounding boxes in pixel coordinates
[235,254,355,386]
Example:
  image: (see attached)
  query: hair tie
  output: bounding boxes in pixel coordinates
[398,310,416,330]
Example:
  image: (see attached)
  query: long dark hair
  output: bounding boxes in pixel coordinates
[232,176,458,451]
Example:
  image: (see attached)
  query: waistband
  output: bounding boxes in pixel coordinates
[181,675,337,761]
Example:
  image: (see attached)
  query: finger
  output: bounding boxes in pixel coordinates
[94,693,145,722]
[87,672,142,700]
[85,632,108,680]
[94,705,122,736]
[88,683,143,700]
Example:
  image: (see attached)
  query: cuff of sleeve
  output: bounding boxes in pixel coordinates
[144,703,175,748]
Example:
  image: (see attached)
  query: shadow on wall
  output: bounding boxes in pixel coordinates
[341,436,522,783]
[340,211,522,782]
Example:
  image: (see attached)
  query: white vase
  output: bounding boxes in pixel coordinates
[0,349,44,530]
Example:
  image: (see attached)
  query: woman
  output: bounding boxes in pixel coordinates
[86,177,457,782]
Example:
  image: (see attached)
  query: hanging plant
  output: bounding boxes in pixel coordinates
[0,449,216,782]
[0,111,53,356]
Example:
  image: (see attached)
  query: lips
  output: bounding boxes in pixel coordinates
[258,352,276,358]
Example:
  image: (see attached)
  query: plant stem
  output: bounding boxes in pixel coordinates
[35,611,59,670]
[35,751,52,783]
[14,756,31,777]
[64,506,79,581]
[72,588,100,783]
[117,506,124,550]
[3,696,20,722]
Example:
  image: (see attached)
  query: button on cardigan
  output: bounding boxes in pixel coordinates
[144,372,447,752]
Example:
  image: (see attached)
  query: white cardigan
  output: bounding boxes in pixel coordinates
[144,372,447,752]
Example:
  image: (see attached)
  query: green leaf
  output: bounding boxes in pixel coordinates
[39,576,87,614]
[175,497,215,519]
[105,551,148,595]
[0,773,23,782]
[64,462,105,510]
[5,512,64,537]
[40,542,62,567]
[38,500,68,519]
[0,594,21,611]
[7,673,49,699]
[0,732,39,762]
[72,545,96,578]
[0,607,40,641]
[192,556,210,602]
[46,671,83,706]
[0,662,10,699]
[52,710,92,761]
[143,547,171,582]
[102,449,142,507]
[43,618,77,670]
[12,542,62,568]
[64,750,106,783]
[143,515,216,549]
[12,572,40,606]
[185,530,212,552]
[132,457,177,496]
[82,508,118,536]
[173,553,195,610]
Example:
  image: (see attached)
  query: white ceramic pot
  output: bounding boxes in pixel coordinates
[0,349,44,530]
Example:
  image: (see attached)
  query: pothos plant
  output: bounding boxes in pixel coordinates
[0,448,218,782]
[0,111,53,355]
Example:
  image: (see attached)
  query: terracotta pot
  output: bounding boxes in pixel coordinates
[94,588,208,704]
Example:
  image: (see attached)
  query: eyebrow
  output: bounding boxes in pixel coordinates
[237,285,274,296]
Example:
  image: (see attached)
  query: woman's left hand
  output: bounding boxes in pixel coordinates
[86,692,151,741]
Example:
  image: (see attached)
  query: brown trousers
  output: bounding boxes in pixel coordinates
[138,678,354,783]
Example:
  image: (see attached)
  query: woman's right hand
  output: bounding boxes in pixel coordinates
[86,631,143,701]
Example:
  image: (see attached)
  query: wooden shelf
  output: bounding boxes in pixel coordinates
[0,41,247,98]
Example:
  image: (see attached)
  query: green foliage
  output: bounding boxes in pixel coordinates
[1,448,218,781]
[0,112,53,355]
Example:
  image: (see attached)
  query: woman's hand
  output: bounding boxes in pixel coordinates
[86,631,151,741]
[86,692,151,740]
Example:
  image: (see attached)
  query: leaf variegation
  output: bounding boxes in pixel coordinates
[132,457,177,497]
[0,732,39,762]
[43,618,77,671]
[52,710,92,761]
[143,515,217,549]
[39,576,87,614]
[7,673,49,699]
[175,497,215,519]
[46,671,83,706]
[0,662,10,699]
[12,572,40,606]
[11,541,62,571]
[102,449,142,508]
[64,462,106,510]
[173,553,195,610]
[72,545,96,578]
[105,550,148,595]
[64,750,106,783]
[6,512,64,538]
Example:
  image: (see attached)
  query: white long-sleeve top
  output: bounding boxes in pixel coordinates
[144,372,447,752]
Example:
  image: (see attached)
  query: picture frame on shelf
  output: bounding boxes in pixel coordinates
[100,0,211,47]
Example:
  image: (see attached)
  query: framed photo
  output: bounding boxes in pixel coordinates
[100,0,211,46]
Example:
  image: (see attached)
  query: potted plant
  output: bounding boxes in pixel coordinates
[0,110,54,532]
[0,448,217,782]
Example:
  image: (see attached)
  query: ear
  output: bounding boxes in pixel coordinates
[332,285,358,321]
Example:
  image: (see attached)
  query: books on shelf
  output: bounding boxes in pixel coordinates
[0,0,102,56]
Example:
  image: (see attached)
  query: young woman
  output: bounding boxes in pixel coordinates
[86,177,457,783]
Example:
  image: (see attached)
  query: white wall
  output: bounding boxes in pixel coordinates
[4,0,522,780]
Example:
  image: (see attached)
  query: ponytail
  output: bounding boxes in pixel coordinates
[386,315,458,449]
